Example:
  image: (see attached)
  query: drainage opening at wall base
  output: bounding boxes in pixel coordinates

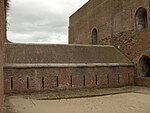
[139,55,150,77]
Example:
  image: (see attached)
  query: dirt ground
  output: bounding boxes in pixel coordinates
[4,87,150,113]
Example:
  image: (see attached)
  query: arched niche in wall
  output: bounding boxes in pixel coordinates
[92,28,98,45]
[139,55,150,77]
[135,7,148,31]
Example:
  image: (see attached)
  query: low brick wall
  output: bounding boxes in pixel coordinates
[0,0,6,111]
[4,64,134,94]
[0,67,3,112]
[4,44,135,94]
[135,77,150,87]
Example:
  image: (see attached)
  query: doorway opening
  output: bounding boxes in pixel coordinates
[139,55,150,77]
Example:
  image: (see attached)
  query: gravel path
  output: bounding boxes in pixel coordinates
[7,92,150,113]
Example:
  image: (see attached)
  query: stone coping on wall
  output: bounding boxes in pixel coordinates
[5,43,114,47]
[4,63,134,69]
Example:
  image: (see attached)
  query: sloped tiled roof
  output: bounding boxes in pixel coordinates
[5,44,133,65]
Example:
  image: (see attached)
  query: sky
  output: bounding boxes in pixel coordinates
[7,0,89,44]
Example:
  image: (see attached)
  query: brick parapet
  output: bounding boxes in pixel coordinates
[4,65,134,94]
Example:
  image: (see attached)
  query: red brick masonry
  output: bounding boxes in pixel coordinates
[4,63,134,93]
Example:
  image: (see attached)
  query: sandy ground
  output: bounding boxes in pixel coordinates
[6,92,150,113]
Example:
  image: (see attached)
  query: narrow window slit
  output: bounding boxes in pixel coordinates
[83,75,85,86]
[118,74,120,84]
[95,75,98,85]
[107,74,109,84]
[10,77,13,90]
[70,75,72,87]
[128,73,130,84]
[27,77,29,89]
[92,29,98,44]
[42,76,44,88]
[56,76,59,87]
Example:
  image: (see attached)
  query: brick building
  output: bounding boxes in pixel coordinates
[0,0,6,112]
[0,0,150,112]
[69,0,150,85]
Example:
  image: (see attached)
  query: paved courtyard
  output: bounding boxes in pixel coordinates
[5,87,150,113]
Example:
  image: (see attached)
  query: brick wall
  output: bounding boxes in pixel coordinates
[69,0,150,63]
[4,65,134,94]
[0,50,3,112]
[4,43,134,93]
[69,0,150,88]
[0,0,5,112]
[135,77,150,87]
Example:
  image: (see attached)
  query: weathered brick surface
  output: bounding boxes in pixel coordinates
[4,43,135,93]
[0,0,5,112]
[135,77,150,87]
[69,0,150,63]
[1,1,150,112]
[0,68,3,113]
[4,66,134,94]
[69,0,150,86]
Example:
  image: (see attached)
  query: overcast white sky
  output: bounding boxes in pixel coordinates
[7,0,89,44]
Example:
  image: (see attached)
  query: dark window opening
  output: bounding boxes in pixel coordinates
[70,75,73,87]
[83,75,86,86]
[11,77,13,90]
[118,74,120,84]
[27,77,29,89]
[56,76,59,87]
[42,76,45,88]
[128,73,130,84]
[107,74,109,84]
[92,29,98,44]
[139,55,150,77]
[95,75,98,85]
[135,7,148,31]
